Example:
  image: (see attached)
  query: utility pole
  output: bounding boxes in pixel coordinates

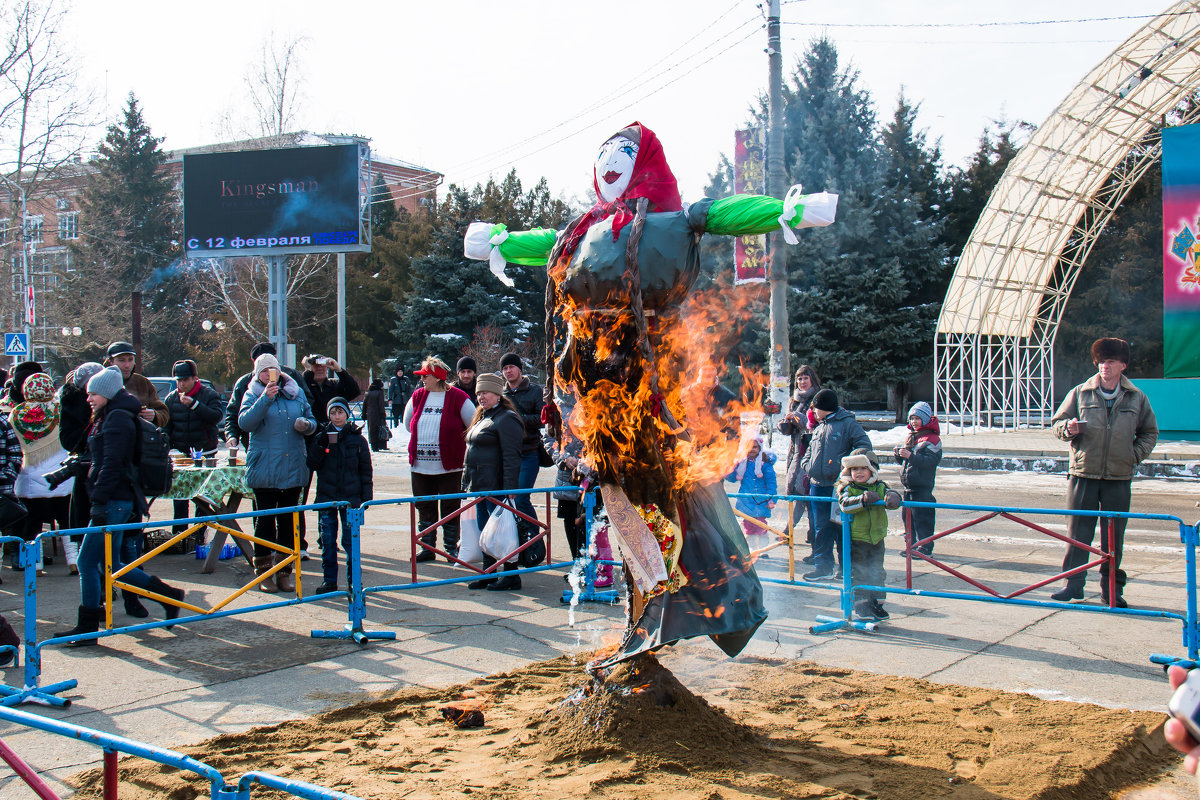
[766,0,790,408]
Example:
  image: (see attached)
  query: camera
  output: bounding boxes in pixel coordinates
[45,454,88,491]
[1169,668,1200,741]
[317,357,329,365]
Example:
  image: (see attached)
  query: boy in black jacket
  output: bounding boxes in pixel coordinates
[306,397,372,593]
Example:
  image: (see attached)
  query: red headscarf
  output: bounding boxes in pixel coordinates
[559,122,683,260]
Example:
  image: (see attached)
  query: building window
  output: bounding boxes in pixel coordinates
[0,218,9,245]
[56,198,70,210]
[24,215,42,244]
[57,212,78,240]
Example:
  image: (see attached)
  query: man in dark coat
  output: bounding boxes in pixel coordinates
[164,359,225,532]
[450,356,478,405]
[302,354,361,425]
[386,366,412,427]
[500,352,543,534]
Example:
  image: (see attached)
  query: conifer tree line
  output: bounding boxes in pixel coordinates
[54,37,1164,401]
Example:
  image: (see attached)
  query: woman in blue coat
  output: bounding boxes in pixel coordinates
[238,353,316,593]
[726,435,777,553]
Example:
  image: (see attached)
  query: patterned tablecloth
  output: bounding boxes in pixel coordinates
[162,464,254,504]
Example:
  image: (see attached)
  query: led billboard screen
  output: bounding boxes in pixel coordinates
[183,143,368,258]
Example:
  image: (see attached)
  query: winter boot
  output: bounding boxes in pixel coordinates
[274,554,295,593]
[254,555,278,593]
[122,588,150,619]
[468,555,497,590]
[63,538,79,575]
[487,563,522,591]
[0,614,19,666]
[54,605,102,647]
[147,576,186,627]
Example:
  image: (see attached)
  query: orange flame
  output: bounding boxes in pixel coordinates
[552,265,768,514]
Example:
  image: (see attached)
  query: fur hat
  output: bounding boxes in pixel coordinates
[326,396,351,417]
[475,373,505,396]
[456,356,477,372]
[840,452,878,482]
[907,401,933,426]
[499,352,523,370]
[1091,337,1130,365]
[849,446,879,470]
[86,366,125,399]
[812,388,838,413]
[253,353,280,378]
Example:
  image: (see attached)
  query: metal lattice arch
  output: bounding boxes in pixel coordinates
[934,2,1200,430]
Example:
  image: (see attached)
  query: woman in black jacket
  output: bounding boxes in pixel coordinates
[461,373,524,591]
[54,367,185,646]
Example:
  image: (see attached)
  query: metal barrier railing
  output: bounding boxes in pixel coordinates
[0,704,364,799]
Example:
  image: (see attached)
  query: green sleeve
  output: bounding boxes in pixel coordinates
[497,228,557,266]
[704,194,790,236]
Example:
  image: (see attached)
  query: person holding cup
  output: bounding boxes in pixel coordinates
[164,359,224,533]
[1049,338,1158,607]
[238,353,317,593]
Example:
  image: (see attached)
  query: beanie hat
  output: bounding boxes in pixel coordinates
[456,356,477,372]
[253,353,280,378]
[250,342,276,360]
[9,361,43,405]
[1091,337,1131,365]
[105,341,135,360]
[72,362,104,388]
[87,366,125,399]
[499,352,523,370]
[172,359,197,379]
[475,373,505,396]
[907,401,933,427]
[326,396,351,417]
[812,388,838,413]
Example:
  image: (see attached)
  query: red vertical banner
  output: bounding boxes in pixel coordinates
[734,129,766,285]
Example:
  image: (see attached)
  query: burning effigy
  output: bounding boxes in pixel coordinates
[465,121,836,666]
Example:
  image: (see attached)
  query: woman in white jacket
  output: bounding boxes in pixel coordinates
[9,372,74,576]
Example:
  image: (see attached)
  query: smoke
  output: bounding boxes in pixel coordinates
[142,258,198,291]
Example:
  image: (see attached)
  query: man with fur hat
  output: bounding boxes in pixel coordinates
[103,341,168,427]
[835,452,902,620]
[1049,337,1157,608]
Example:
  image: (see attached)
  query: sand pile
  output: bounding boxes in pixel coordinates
[69,651,1179,800]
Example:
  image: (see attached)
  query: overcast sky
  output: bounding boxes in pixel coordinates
[64,1,1175,204]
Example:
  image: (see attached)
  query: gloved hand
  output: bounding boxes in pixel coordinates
[293,418,310,433]
[884,489,903,510]
[861,493,876,505]
[541,403,561,428]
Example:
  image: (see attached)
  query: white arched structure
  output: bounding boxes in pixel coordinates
[934,2,1200,430]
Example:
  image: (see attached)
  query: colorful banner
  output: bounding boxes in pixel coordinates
[1162,124,1200,377]
[733,129,766,285]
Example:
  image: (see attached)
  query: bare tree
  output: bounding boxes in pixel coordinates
[187,253,335,341]
[246,33,307,138]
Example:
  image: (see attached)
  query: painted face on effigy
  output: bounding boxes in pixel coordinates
[595,135,638,203]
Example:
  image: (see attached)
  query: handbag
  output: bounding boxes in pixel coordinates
[0,492,28,530]
[517,519,546,568]
[537,442,555,468]
[379,423,393,442]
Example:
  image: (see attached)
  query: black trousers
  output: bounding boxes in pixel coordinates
[1062,476,1130,591]
[558,498,584,559]
[253,487,303,560]
[903,487,936,553]
[411,471,463,553]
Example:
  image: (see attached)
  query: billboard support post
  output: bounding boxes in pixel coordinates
[268,255,289,365]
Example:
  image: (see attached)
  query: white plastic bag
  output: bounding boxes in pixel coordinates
[479,507,519,563]
[457,510,483,564]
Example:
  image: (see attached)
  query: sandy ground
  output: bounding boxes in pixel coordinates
[67,648,1178,800]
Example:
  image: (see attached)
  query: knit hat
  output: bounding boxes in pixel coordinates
[907,401,933,426]
[252,353,280,378]
[327,396,350,416]
[475,373,505,396]
[105,341,136,360]
[86,366,125,399]
[456,356,477,372]
[812,388,838,413]
[499,352,523,370]
[72,362,104,388]
[1091,337,1131,365]
[172,359,197,379]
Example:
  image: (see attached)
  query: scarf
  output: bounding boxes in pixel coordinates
[10,372,59,443]
[904,416,942,450]
[557,121,683,261]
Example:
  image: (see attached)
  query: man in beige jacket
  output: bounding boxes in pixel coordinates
[104,341,169,427]
[1049,337,1157,608]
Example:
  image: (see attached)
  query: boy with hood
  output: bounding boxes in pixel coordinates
[725,434,778,554]
[893,401,942,556]
[306,396,372,593]
[835,452,901,621]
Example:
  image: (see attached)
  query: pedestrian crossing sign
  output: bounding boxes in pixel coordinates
[4,332,28,357]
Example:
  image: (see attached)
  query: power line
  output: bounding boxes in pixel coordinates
[781,13,1178,30]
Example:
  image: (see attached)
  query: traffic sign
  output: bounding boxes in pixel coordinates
[4,332,28,357]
